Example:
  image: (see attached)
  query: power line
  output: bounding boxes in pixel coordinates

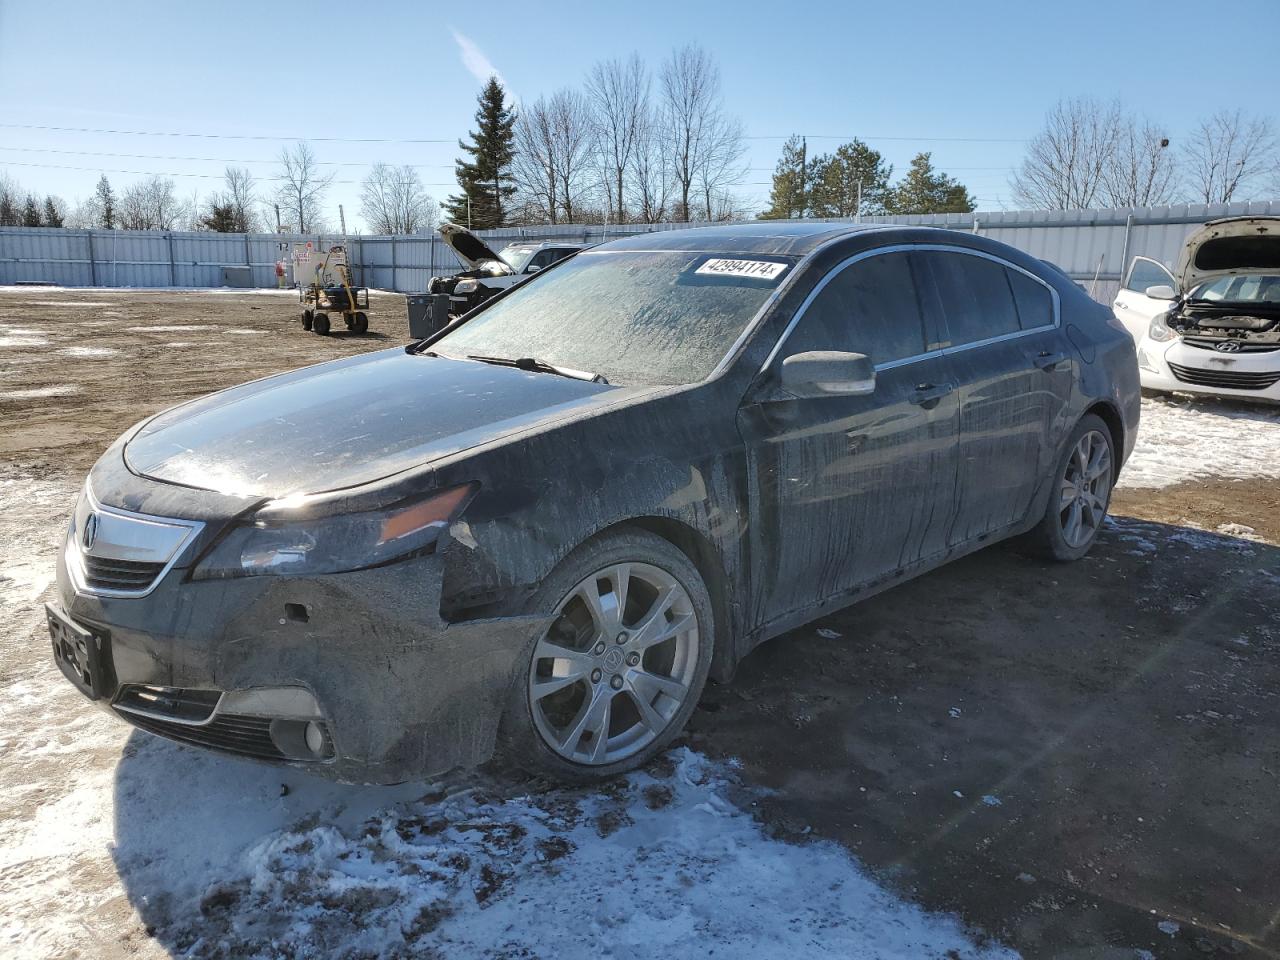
[0,159,457,188]
[0,120,1027,145]
[0,145,455,167]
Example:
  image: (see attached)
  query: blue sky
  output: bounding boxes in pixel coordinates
[1,0,1277,229]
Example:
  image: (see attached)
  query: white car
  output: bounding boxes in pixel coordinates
[1119,217,1280,403]
[429,223,587,315]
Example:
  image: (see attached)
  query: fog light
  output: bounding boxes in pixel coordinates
[304,720,325,756]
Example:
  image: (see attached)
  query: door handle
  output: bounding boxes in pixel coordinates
[1034,351,1067,372]
[1115,301,1129,309]
[909,382,954,408]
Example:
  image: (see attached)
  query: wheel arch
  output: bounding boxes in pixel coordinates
[1082,399,1124,464]
[592,515,737,684]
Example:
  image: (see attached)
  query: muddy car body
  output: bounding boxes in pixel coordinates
[48,223,1139,783]
[1131,217,1280,402]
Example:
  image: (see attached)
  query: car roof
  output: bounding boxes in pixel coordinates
[600,221,909,257]
[502,240,589,250]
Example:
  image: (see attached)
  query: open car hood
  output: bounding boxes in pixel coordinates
[1176,217,1280,292]
[437,222,512,274]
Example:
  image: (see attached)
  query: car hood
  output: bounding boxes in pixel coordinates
[124,350,620,499]
[438,222,512,274]
[1176,217,1280,291]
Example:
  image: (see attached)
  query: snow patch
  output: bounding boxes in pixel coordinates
[125,324,214,332]
[1119,397,1280,489]
[105,747,1015,959]
[0,385,79,400]
[60,346,119,358]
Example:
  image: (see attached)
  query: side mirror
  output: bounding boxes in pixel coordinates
[1144,284,1176,300]
[526,264,542,274]
[779,351,876,399]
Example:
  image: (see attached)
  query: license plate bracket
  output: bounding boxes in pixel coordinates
[46,603,106,701]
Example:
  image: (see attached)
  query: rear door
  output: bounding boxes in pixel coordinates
[739,248,960,621]
[1113,256,1176,341]
[917,248,1074,545]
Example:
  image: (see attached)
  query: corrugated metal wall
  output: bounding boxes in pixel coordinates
[3,201,1278,302]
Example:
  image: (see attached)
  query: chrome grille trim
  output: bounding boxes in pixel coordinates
[65,483,204,598]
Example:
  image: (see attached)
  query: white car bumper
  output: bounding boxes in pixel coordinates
[1138,335,1280,403]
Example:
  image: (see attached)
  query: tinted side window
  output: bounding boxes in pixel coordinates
[528,250,557,270]
[784,252,927,365]
[1007,268,1054,330]
[1125,258,1173,293]
[924,251,1020,346]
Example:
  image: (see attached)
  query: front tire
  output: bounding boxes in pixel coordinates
[312,312,330,335]
[499,529,714,782]
[1026,413,1115,562]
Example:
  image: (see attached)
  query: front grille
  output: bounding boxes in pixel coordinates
[115,684,221,723]
[82,555,165,592]
[120,709,288,760]
[1168,362,1280,391]
[1182,336,1279,353]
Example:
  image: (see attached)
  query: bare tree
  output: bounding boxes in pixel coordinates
[118,176,190,229]
[630,104,671,223]
[221,167,259,232]
[275,142,333,232]
[513,90,594,224]
[1101,117,1178,208]
[360,163,439,234]
[658,44,745,222]
[586,55,649,223]
[1183,110,1276,204]
[1012,97,1123,210]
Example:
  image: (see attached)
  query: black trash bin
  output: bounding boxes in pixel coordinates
[406,292,454,340]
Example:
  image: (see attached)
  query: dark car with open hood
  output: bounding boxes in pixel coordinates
[47,222,1139,783]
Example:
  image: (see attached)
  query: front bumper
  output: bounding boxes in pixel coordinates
[1137,335,1280,404]
[51,474,547,784]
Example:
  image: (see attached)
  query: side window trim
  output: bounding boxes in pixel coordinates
[1124,255,1175,292]
[760,243,1060,374]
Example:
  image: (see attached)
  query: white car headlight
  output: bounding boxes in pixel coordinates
[454,279,479,294]
[1147,311,1178,343]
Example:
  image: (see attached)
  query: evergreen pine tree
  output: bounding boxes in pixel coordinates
[0,193,15,227]
[21,196,41,227]
[808,140,893,218]
[94,174,116,229]
[759,135,810,219]
[43,197,64,227]
[444,77,517,229]
[201,202,238,232]
[887,153,976,214]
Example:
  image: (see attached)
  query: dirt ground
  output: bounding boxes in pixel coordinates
[2,288,1279,959]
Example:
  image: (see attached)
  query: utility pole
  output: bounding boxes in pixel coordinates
[856,180,862,224]
[338,204,347,236]
[274,203,282,232]
[798,136,807,219]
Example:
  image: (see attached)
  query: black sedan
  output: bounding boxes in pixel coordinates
[47,223,1139,783]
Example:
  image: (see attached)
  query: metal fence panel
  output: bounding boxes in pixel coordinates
[2,201,1277,300]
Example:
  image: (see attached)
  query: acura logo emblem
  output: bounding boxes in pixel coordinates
[1214,340,1242,353]
[82,513,99,550]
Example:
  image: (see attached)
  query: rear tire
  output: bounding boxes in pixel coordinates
[352,312,369,334]
[312,313,330,336]
[302,309,313,330]
[1026,413,1115,562]
[498,529,714,783]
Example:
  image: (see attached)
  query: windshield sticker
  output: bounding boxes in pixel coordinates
[695,259,789,281]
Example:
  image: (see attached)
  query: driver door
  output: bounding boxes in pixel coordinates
[1113,256,1176,341]
[738,249,960,626]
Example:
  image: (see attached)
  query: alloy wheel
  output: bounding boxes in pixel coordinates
[1059,429,1112,548]
[528,562,699,765]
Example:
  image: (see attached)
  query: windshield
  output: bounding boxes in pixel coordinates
[499,245,536,273]
[1190,274,1280,304]
[430,250,795,386]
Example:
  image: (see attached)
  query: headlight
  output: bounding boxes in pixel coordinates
[1148,311,1177,343]
[454,279,479,294]
[192,483,476,579]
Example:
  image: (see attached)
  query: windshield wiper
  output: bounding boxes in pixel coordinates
[465,354,608,384]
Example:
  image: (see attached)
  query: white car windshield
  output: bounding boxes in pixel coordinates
[499,246,536,273]
[431,250,796,386]
[1190,274,1280,304]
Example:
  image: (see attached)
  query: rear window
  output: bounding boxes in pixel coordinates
[432,250,794,386]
